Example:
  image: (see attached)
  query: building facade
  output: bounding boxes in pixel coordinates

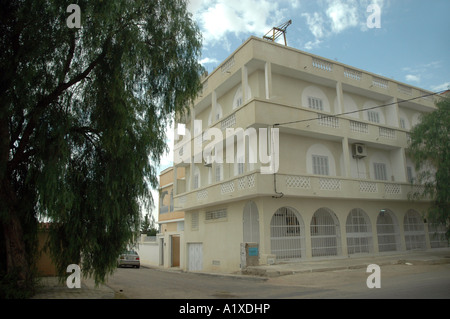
[157,166,185,268]
[173,36,448,273]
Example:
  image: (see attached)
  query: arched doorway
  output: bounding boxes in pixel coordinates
[311,208,341,257]
[270,207,305,260]
[346,208,373,254]
[376,209,400,252]
[404,210,426,250]
[243,201,260,244]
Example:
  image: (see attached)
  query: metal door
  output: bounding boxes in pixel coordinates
[187,243,203,271]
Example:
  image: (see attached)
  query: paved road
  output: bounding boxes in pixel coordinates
[106,263,450,299]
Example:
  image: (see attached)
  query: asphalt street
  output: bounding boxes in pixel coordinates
[106,263,450,299]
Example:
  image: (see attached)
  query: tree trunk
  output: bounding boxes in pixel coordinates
[2,212,29,282]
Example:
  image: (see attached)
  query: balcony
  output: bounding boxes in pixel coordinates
[174,171,430,211]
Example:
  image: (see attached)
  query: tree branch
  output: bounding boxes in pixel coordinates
[59,32,76,85]
[8,42,109,173]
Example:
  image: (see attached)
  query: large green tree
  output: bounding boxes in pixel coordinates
[408,95,450,241]
[0,0,203,296]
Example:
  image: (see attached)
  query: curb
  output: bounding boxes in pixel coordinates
[242,256,450,278]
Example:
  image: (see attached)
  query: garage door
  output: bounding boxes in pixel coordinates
[187,243,203,271]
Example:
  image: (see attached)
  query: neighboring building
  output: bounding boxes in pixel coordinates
[173,36,448,273]
[157,166,185,268]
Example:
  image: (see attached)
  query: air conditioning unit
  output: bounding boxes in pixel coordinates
[204,155,213,167]
[352,143,367,159]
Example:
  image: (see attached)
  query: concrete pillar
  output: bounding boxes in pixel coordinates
[336,81,344,114]
[265,62,272,100]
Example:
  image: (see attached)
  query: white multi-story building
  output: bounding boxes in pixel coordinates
[172,36,448,273]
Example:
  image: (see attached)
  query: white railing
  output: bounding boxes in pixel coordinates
[398,84,412,95]
[344,68,362,81]
[350,120,369,134]
[379,127,396,139]
[221,113,236,129]
[221,55,235,74]
[372,76,389,89]
[312,58,333,72]
[317,114,339,128]
[319,178,341,191]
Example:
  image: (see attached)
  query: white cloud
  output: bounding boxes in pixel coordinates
[301,0,386,49]
[199,57,219,65]
[405,74,420,83]
[326,0,359,33]
[188,0,286,46]
[430,82,450,92]
[302,12,326,39]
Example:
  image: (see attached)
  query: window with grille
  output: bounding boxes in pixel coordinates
[235,97,243,108]
[270,207,305,260]
[312,155,329,176]
[400,118,406,129]
[205,209,227,220]
[346,209,372,254]
[308,97,323,111]
[193,174,199,189]
[373,162,387,181]
[215,164,222,182]
[191,212,199,231]
[368,110,380,123]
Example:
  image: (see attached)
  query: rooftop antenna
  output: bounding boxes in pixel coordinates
[263,20,292,46]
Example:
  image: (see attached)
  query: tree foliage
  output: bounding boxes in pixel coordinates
[0,0,203,292]
[408,96,450,240]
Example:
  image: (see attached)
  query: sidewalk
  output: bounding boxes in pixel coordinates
[242,248,450,277]
[31,276,116,299]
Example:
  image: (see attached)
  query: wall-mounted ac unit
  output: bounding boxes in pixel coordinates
[352,143,367,159]
[204,156,213,167]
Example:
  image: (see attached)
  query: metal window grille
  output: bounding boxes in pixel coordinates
[373,163,387,181]
[270,207,305,260]
[312,155,329,176]
[308,97,323,111]
[205,209,227,221]
[368,110,380,123]
[310,208,341,257]
[404,210,426,250]
[376,210,400,252]
[191,212,199,231]
[346,209,372,254]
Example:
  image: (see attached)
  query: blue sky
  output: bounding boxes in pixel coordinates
[149,0,449,219]
[188,0,450,92]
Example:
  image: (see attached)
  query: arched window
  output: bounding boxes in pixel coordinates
[193,165,200,189]
[270,207,305,260]
[306,144,337,176]
[233,85,252,110]
[404,210,426,250]
[376,209,401,252]
[310,208,341,257]
[301,86,331,112]
[346,208,372,254]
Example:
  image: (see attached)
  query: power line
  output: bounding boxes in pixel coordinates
[274,90,446,127]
